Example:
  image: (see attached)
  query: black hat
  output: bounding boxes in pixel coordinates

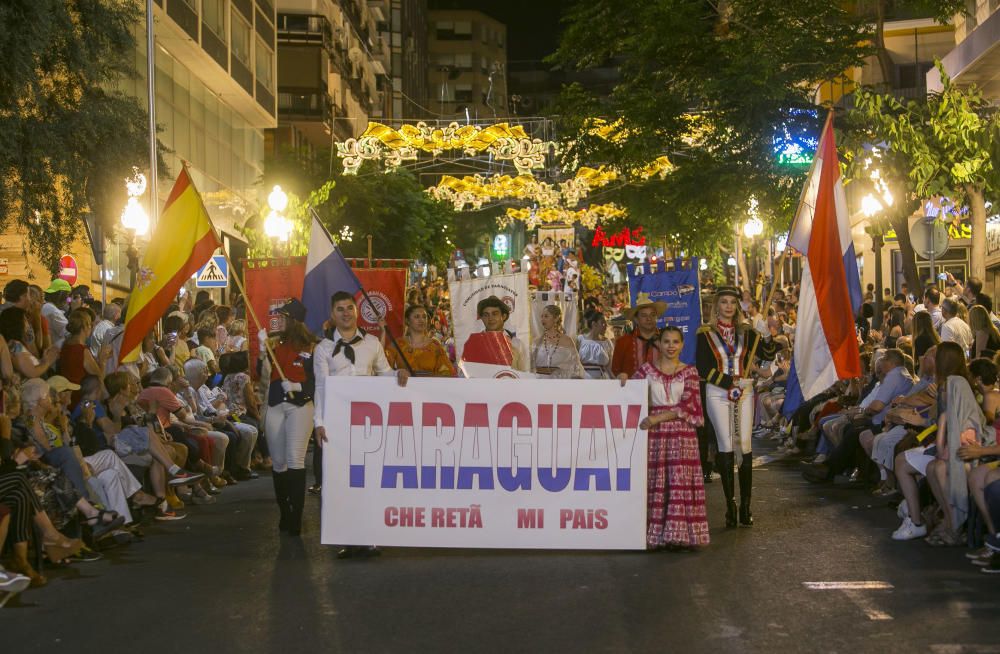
[277,298,307,323]
[476,295,510,318]
[715,286,741,300]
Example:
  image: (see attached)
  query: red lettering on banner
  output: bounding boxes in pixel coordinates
[591,226,646,248]
[517,508,544,529]
[431,507,445,527]
[559,509,609,529]
[385,507,398,526]
[399,506,414,527]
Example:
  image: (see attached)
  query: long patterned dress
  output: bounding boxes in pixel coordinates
[633,363,709,548]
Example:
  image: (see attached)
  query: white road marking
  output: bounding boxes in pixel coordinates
[803,581,894,590]
[842,589,893,621]
[803,581,894,621]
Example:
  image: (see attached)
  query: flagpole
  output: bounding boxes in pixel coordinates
[180,162,290,384]
[746,110,834,366]
[309,208,415,375]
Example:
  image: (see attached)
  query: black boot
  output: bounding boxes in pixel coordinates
[738,452,753,527]
[285,468,307,537]
[716,452,737,528]
[272,471,290,532]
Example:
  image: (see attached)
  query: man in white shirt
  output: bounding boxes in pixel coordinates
[41,279,71,348]
[313,290,408,558]
[939,298,974,354]
[748,300,768,338]
[91,303,121,357]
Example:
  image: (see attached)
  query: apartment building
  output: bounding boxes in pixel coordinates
[0,0,277,292]
[427,9,507,121]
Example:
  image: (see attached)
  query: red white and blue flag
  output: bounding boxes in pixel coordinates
[783,115,862,415]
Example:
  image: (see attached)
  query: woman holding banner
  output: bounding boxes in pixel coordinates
[635,326,709,550]
[386,305,455,377]
[696,287,774,529]
[261,299,316,537]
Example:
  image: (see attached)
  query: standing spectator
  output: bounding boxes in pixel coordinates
[41,279,71,348]
[91,303,121,357]
[923,287,944,332]
[940,298,974,355]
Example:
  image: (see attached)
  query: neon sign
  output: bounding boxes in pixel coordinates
[592,226,646,248]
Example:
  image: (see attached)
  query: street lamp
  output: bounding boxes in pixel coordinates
[264,185,292,250]
[860,157,895,329]
[120,167,150,289]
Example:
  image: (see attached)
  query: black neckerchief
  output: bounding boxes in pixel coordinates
[332,333,364,364]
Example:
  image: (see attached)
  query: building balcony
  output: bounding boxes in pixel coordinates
[929,6,1000,98]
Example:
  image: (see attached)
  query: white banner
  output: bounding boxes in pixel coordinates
[321,377,649,549]
[449,272,531,361]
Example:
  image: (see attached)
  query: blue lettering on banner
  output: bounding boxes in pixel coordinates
[346,401,643,492]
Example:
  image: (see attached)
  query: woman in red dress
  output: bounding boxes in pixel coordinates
[634,326,709,549]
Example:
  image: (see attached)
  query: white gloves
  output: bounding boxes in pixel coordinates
[281,381,302,394]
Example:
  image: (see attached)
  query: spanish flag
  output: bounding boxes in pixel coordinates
[119,168,220,363]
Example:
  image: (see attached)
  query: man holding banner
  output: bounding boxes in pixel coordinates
[314,290,409,558]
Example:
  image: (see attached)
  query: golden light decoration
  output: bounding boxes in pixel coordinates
[498,203,627,230]
[337,121,553,175]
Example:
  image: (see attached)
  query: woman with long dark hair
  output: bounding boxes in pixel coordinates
[261,299,316,537]
[386,305,455,377]
[695,287,774,528]
[910,310,941,369]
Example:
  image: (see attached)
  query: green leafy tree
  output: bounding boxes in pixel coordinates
[0,0,156,273]
[550,0,873,254]
[852,64,1000,281]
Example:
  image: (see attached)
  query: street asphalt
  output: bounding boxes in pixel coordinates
[4,443,1000,654]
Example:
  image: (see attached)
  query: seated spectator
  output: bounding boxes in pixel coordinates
[940,298,973,354]
[863,346,938,496]
[191,326,219,375]
[90,303,121,358]
[226,319,248,353]
[184,358,257,481]
[893,343,993,543]
[59,309,111,398]
[0,306,58,378]
[969,305,1000,360]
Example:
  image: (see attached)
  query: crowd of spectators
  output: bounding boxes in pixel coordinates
[757,274,1000,573]
[0,279,264,603]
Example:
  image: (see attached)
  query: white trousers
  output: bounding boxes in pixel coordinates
[705,383,755,456]
[85,450,142,524]
[264,401,314,472]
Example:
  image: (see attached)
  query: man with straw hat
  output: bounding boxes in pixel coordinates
[612,296,668,380]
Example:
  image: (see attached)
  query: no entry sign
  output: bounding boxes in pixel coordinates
[59,255,78,286]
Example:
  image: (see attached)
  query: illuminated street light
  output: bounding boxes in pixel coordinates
[268,185,288,213]
[120,167,150,237]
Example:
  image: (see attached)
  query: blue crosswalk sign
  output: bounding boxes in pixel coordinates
[196,255,228,288]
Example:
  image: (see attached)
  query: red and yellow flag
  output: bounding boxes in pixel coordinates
[119,168,220,363]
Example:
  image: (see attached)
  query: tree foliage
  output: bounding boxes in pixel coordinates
[244,150,458,265]
[0,0,156,274]
[851,64,1000,280]
[550,0,873,254]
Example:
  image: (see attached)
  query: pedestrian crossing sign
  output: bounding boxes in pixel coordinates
[195,255,228,288]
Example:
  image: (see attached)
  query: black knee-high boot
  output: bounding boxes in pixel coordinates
[738,452,753,527]
[272,471,290,532]
[285,468,307,537]
[716,452,737,528]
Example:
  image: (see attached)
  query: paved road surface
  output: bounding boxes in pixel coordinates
[5,446,999,654]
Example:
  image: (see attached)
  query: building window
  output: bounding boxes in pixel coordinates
[454,53,472,71]
[435,20,472,40]
[255,37,274,91]
[203,0,226,39]
[231,9,251,66]
[454,84,473,103]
